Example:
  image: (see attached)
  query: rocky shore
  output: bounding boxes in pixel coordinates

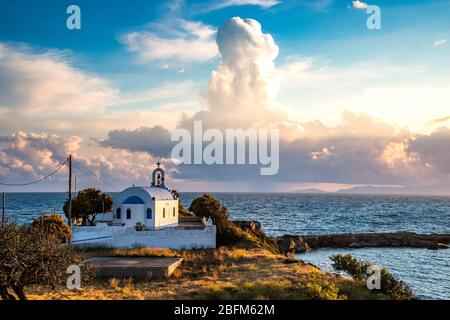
[230,220,450,254]
[277,232,450,254]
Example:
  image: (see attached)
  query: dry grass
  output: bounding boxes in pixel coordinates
[25,246,389,300]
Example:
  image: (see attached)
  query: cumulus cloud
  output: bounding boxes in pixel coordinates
[4,17,448,192]
[352,0,369,9]
[120,19,218,63]
[0,44,118,116]
[179,17,284,130]
[0,43,198,135]
[0,131,78,185]
[102,17,450,190]
[0,131,163,191]
[99,126,173,157]
[408,127,450,174]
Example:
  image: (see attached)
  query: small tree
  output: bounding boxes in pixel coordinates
[330,254,414,300]
[189,193,244,246]
[0,223,77,300]
[63,188,113,226]
[31,213,71,242]
[189,193,229,225]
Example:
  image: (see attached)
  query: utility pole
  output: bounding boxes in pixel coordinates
[1,192,5,226]
[68,155,72,243]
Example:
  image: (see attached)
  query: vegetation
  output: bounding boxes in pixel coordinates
[189,193,279,252]
[0,222,78,300]
[63,188,113,226]
[134,222,145,231]
[31,213,71,242]
[23,246,390,300]
[330,254,414,300]
[171,190,191,217]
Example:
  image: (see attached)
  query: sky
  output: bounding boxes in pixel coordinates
[0,0,449,193]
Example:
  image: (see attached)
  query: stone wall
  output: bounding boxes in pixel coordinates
[72,223,216,249]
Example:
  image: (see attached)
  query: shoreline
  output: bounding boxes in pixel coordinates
[276,232,450,253]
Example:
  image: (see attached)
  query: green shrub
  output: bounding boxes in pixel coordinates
[189,194,243,246]
[134,222,145,231]
[31,213,71,242]
[300,274,346,300]
[330,254,414,300]
[330,254,371,281]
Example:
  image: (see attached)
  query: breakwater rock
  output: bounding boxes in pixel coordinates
[277,232,450,254]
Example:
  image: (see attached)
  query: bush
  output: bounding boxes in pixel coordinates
[330,254,371,281]
[301,274,345,300]
[0,222,77,300]
[31,213,71,242]
[189,194,280,253]
[134,222,145,231]
[330,254,414,300]
[189,193,228,225]
[189,193,242,246]
[63,188,113,226]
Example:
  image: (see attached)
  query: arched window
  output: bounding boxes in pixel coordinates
[163,208,165,218]
[116,208,121,219]
[146,208,152,219]
[126,208,131,219]
[173,207,175,217]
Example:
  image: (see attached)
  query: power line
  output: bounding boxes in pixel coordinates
[0,159,69,187]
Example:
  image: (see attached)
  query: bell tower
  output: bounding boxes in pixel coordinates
[151,160,166,188]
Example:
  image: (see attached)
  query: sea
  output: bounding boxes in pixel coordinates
[3,192,450,300]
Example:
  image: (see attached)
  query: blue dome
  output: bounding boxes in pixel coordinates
[122,196,145,204]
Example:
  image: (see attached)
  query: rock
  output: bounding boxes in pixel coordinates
[427,242,449,250]
[348,242,362,248]
[232,220,265,238]
[276,232,450,252]
[277,238,296,257]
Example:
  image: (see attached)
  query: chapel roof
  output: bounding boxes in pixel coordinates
[133,186,174,200]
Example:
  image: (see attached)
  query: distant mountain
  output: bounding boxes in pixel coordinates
[293,188,328,194]
[337,185,450,196]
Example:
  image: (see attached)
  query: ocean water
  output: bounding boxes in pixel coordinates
[3,192,450,300]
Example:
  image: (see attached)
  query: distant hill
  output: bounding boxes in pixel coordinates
[337,185,450,196]
[293,188,328,194]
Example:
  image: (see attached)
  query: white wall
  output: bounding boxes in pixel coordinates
[71,224,216,249]
[119,204,147,227]
[154,200,178,228]
[112,226,216,249]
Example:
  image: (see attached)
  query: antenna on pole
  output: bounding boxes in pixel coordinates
[68,155,72,243]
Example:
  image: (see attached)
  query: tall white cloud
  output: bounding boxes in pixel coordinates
[180,17,284,129]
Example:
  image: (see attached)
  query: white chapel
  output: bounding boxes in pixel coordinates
[112,161,179,229]
[72,161,216,249]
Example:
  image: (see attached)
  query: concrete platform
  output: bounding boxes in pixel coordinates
[81,257,183,279]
